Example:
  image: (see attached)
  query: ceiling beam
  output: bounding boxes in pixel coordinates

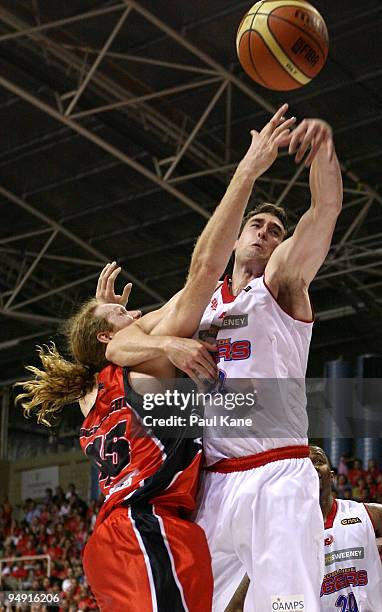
[163,80,228,181]
[0,73,210,221]
[0,308,62,325]
[0,181,163,302]
[71,76,223,120]
[125,0,275,113]
[5,230,58,308]
[0,4,126,43]
[58,45,218,75]
[8,270,103,312]
[0,5,225,173]
[64,5,133,116]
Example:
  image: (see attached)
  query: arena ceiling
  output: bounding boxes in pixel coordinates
[0,0,382,385]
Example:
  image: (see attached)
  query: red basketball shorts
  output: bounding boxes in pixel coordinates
[83,503,213,612]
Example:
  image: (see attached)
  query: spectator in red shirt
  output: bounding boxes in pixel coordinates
[12,561,28,580]
[24,540,37,556]
[76,520,88,548]
[47,543,63,561]
[2,498,12,531]
[348,458,366,486]
[65,511,80,534]
[366,473,378,500]
[0,493,97,608]
[368,458,381,480]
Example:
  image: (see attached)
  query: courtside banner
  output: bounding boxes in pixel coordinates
[123,377,382,439]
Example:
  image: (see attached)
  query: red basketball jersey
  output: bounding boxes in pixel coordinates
[79,365,202,525]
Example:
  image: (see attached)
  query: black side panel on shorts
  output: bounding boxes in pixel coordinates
[131,504,186,612]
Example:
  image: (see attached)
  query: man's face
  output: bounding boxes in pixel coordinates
[309,446,333,496]
[95,303,141,333]
[234,213,285,265]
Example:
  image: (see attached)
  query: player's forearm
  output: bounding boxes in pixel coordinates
[309,145,343,215]
[106,324,172,366]
[152,160,257,339]
[188,159,258,281]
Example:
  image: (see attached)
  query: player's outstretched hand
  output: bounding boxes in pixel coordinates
[244,103,296,179]
[96,261,132,306]
[289,118,334,167]
[164,338,218,385]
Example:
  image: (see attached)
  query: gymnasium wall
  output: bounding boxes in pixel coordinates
[8,450,90,506]
[0,460,10,502]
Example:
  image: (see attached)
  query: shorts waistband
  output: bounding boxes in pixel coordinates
[204,445,310,473]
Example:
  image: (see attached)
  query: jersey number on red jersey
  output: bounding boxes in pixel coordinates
[85,421,131,488]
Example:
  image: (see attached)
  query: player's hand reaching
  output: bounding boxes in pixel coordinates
[243,103,296,179]
[164,338,218,385]
[289,118,334,167]
[96,261,132,306]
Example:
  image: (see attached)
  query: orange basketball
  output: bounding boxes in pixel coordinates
[236,0,329,90]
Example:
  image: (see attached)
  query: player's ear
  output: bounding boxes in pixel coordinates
[330,470,335,482]
[97,331,113,344]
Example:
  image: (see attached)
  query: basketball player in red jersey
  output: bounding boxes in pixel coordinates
[105,116,343,611]
[17,105,296,612]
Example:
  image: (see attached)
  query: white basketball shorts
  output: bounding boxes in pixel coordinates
[195,446,324,612]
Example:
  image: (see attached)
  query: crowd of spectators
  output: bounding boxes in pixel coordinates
[333,457,382,504]
[0,485,101,611]
[0,457,381,610]
[332,456,382,562]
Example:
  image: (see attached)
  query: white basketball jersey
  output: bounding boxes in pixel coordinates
[321,499,382,610]
[198,275,313,463]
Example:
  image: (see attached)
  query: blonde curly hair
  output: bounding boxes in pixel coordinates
[15,298,113,426]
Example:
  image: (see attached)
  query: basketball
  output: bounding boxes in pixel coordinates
[236,0,329,90]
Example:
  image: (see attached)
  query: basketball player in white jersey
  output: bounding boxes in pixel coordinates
[224,446,382,612]
[312,445,382,611]
[192,116,343,611]
[103,113,343,611]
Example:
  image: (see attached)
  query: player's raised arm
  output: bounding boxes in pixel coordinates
[96,261,133,306]
[107,104,295,369]
[94,265,218,382]
[150,104,295,339]
[265,119,343,292]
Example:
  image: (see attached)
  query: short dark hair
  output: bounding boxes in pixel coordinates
[241,202,289,235]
